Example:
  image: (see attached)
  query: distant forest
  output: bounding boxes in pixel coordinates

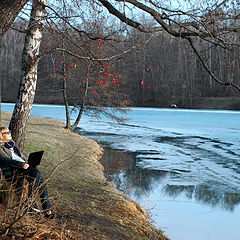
[1,21,240,109]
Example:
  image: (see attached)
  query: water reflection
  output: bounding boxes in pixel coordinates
[163,184,240,212]
[100,148,240,212]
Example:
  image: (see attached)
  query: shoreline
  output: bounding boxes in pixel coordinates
[3,101,240,111]
[1,112,169,240]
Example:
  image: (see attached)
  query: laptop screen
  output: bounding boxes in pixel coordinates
[28,151,44,167]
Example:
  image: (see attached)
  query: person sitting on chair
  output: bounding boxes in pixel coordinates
[0,127,52,218]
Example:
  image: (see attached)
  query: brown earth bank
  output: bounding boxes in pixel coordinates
[0,112,170,240]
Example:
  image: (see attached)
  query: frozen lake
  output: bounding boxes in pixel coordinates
[2,103,240,240]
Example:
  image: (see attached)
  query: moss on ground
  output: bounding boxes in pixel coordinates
[0,113,169,240]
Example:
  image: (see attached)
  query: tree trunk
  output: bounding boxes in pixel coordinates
[9,0,47,151]
[70,64,91,131]
[0,0,29,39]
[63,68,71,129]
[0,0,28,123]
[70,105,84,131]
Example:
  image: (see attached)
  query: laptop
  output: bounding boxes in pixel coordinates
[28,150,44,167]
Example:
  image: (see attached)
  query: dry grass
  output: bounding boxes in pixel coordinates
[0,112,169,240]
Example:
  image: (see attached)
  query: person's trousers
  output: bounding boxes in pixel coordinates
[13,167,51,210]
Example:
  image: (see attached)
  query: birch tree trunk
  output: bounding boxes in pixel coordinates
[0,0,29,39]
[9,0,47,151]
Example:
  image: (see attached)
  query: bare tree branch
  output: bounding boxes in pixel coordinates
[186,36,240,91]
[44,34,153,62]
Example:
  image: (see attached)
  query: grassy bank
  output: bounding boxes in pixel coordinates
[0,113,169,240]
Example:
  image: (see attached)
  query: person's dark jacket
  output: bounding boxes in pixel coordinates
[0,144,25,178]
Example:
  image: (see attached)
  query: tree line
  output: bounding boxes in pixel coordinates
[1,21,240,108]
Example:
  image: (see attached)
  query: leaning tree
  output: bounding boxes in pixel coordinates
[0,0,29,123]
[0,0,29,38]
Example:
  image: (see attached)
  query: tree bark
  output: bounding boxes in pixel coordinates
[63,66,71,129]
[69,64,91,131]
[9,0,47,151]
[63,64,91,131]
[0,0,29,39]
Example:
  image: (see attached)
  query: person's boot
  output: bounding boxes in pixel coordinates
[31,204,42,213]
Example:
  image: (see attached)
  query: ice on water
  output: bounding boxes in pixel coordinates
[3,103,240,195]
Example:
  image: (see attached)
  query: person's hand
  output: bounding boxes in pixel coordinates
[22,163,29,169]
